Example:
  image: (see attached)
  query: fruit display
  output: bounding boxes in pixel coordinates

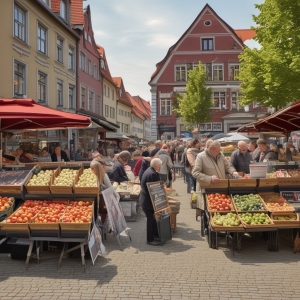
[212,212,240,226]
[288,169,300,177]
[207,193,233,211]
[275,170,290,178]
[233,194,265,211]
[273,215,297,221]
[52,168,78,186]
[0,196,14,211]
[27,170,54,186]
[259,193,295,212]
[239,212,272,225]
[4,200,44,223]
[0,170,30,186]
[61,200,93,223]
[75,168,97,187]
[33,201,67,223]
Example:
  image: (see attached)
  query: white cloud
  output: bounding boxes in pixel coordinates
[93,30,107,37]
[146,19,164,27]
[147,34,177,48]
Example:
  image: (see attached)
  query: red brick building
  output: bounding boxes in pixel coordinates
[149,4,266,141]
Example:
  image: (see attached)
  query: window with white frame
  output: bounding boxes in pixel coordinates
[69,84,75,109]
[107,87,110,98]
[119,88,122,97]
[110,107,115,119]
[124,124,128,133]
[229,64,240,81]
[100,59,105,69]
[14,60,26,97]
[97,95,102,115]
[213,92,225,108]
[80,52,85,70]
[56,79,63,106]
[205,63,212,81]
[81,86,86,109]
[202,38,214,51]
[88,59,92,76]
[68,46,74,70]
[56,36,63,63]
[104,85,107,97]
[231,91,242,110]
[175,66,186,81]
[14,3,26,42]
[213,123,222,131]
[60,0,67,20]
[37,71,47,103]
[213,64,223,81]
[88,90,94,111]
[37,23,47,54]
[160,99,172,116]
[104,105,109,117]
[93,64,97,79]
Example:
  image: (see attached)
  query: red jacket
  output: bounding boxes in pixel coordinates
[133,157,143,176]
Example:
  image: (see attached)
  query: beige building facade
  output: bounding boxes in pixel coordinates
[0,0,78,112]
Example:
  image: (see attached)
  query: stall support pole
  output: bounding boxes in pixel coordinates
[26,241,35,270]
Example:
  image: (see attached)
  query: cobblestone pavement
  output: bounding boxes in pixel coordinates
[1,176,300,300]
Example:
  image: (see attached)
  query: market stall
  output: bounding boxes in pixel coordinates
[199,163,300,253]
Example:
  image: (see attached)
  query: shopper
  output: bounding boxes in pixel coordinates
[230,141,252,175]
[90,159,112,189]
[185,138,201,193]
[139,158,162,246]
[51,146,70,162]
[38,147,52,162]
[15,147,33,163]
[256,139,276,162]
[108,151,131,183]
[192,140,238,183]
[133,151,150,177]
[158,144,174,187]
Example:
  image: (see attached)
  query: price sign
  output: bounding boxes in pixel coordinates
[146,181,168,211]
[280,191,300,202]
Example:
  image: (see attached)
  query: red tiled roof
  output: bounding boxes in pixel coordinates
[127,93,145,120]
[112,77,133,107]
[71,0,84,25]
[234,29,256,42]
[96,44,117,87]
[149,4,246,83]
[51,0,60,13]
[133,96,151,119]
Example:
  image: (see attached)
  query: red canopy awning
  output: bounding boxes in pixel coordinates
[0,99,91,131]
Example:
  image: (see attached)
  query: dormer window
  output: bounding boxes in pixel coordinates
[119,89,123,97]
[100,59,105,70]
[60,0,69,22]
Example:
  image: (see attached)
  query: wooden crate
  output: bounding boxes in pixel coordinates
[50,167,79,194]
[277,176,300,187]
[24,169,54,194]
[0,185,23,193]
[258,178,278,187]
[210,212,244,232]
[238,213,276,228]
[73,167,99,195]
[170,214,177,233]
[270,212,300,227]
[232,194,268,213]
[259,192,295,213]
[229,178,257,188]
[206,194,235,213]
[0,220,30,235]
[0,197,15,217]
[199,179,228,189]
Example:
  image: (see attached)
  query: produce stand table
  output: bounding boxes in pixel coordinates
[25,236,88,272]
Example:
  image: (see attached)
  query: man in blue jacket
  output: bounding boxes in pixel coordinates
[139,158,162,246]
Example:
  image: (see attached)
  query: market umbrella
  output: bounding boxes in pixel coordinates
[237,101,300,133]
[217,133,249,142]
[0,98,91,131]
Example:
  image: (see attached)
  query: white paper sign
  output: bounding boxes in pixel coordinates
[88,225,103,265]
[101,187,127,237]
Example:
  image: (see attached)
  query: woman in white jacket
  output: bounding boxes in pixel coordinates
[158,144,174,187]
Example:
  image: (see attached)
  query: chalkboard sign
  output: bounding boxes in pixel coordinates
[146,181,168,212]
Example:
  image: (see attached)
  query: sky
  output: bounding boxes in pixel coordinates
[85,0,264,102]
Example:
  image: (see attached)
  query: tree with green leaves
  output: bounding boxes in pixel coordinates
[173,62,213,132]
[239,0,300,109]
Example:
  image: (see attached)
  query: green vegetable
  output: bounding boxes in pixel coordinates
[233,194,265,211]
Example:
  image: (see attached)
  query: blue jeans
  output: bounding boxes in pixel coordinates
[186,172,196,193]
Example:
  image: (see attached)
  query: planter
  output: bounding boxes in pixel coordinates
[191,202,197,209]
